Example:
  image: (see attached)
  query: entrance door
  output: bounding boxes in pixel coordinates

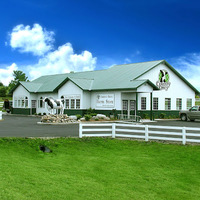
[130,100,136,116]
[122,100,128,115]
[31,100,37,115]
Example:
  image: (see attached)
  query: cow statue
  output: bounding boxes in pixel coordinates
[43,97,64,115]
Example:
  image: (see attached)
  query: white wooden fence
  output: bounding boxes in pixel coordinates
[79,123,200,145]
[0,101,3,108]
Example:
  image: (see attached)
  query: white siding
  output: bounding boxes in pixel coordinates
[58,80,83,109]
[138,63,195,110]
[82,91,91,109]
[13,85,30,108]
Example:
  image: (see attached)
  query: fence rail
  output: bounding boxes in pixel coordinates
[0,102,3,107]
[79,123,200,145]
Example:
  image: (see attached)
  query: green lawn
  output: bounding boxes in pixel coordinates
[0,138,200,200]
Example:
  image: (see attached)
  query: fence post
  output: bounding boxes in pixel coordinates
[145,125,149,142]
[79,123,82,138]
[112,123,116,138]
[182,127,186,145]
[0,111,2,120]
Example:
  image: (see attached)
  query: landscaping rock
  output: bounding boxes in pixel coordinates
[41,114,78,124]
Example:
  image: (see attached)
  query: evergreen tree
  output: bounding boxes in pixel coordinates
[8,70,29,93]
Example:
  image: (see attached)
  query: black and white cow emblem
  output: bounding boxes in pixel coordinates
[44,97,64,114]
[159,70,169,83]
[156,69,171,90]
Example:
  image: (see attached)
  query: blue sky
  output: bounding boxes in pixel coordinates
[1,0,200,89]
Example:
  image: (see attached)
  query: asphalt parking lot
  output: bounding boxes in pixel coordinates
[1,114,200,137]
[0,114,78,137]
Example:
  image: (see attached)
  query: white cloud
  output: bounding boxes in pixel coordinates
[29,43,97,79]
[124,58,132,63]
[0,63,18,86]
[171,53,200,90]
[9,24,54,56]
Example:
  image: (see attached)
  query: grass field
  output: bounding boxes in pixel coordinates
[0,138,200,200]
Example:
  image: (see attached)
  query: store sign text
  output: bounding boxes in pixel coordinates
[96,94,114,108]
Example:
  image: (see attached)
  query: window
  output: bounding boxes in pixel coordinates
[76,99,80,109]
[63,95,81,109]
[71,99,75,109]
[18,100,20,107]
[14,100,17,107]
[187,99,192,109]
[176,98,182,110]
[141,97,146,110]
[65,99,69,109]
[122,100,128,110]
[31,100,36,108]
[25,97,28,108]
[39,97,44,108]
[14,96,28,108]
[130,100,135,110]
[190,106,198,111]
[165,98,171,110]
[153,98,158,110]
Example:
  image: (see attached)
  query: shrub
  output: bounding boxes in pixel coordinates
[159,113,166,119]
[86,108,96,115]
[84,114,92,121]
[90,113,97,117]
[76,114,82,120]
[142,113,149,119]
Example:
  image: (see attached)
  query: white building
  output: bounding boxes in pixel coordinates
[12,60,199,119]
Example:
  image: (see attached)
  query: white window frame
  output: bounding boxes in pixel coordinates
[176,98,182,110]
[141,97,146,110]
[187,98,192,110]
[14,96,29,108]
[165,98,171,110]
[153,97,158,110]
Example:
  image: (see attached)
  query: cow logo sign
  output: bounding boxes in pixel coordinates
[156,69,171,91]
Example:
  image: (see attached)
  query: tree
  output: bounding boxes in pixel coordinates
[0,85,7,97]
[8,70,29,93]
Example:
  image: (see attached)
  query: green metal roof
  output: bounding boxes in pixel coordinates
[15,60,199,94]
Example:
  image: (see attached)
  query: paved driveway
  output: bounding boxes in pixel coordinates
[1,114,200,137]
[0,114,79,137]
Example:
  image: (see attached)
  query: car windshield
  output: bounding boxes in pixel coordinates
[191,106,199,111]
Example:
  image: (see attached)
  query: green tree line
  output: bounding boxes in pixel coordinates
[0,70,29,97]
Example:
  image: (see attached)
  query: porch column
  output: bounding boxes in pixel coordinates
[136,92,138,116]
[150,92,153,120]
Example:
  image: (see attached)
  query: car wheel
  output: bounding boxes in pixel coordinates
[181,114,187,121]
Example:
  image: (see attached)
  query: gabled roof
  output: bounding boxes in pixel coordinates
[13,60,199,94]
